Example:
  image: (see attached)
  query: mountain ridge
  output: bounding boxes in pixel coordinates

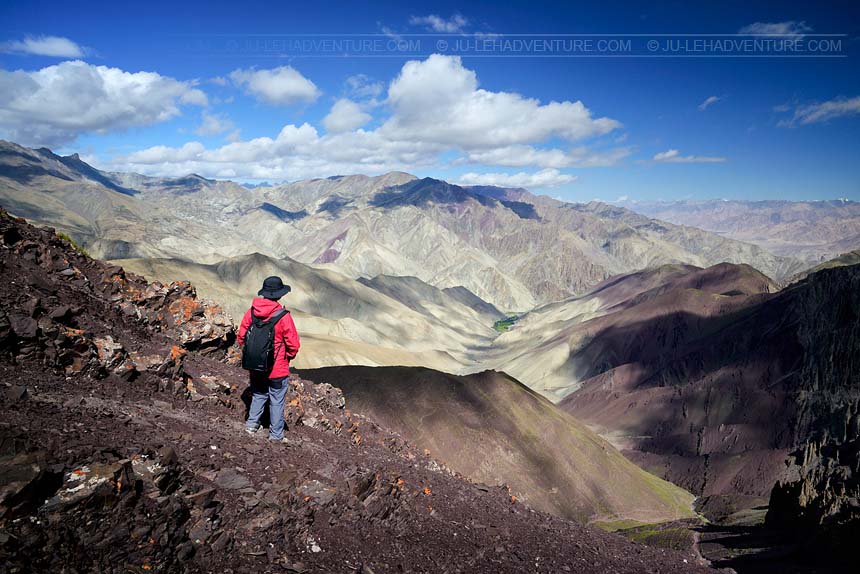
[0,140,808,313]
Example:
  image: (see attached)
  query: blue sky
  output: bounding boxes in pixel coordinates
[1,0,859,201]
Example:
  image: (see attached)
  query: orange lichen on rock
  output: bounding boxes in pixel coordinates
[168,295,202,322]
[170,345,186,361]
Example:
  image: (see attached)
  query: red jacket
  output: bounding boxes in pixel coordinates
[237,297,301,379]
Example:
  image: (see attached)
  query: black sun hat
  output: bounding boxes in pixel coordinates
[258,276,291,300]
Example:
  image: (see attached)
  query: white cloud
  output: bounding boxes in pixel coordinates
[103,123,445,181]
[465,145,630,168]
[777,96,860,127]
[409,13,469,33]
[381,54,621,149]
[698,95,721,111]
[458,169,577,189]
[1,35,88,58]
[195,111,235,136]
[229,66,320,106]
[738,21,811,40]
[652,149,726,164]
[0,60,207,146]
[345,74,383,99]
[322,99,372,133]
[378,23,404,43]
[96,55,620,182]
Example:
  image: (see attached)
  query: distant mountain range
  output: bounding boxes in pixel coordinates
[0,140,807,313]
[621,198,860,263]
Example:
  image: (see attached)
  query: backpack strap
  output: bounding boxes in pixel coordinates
[251,308,288,327]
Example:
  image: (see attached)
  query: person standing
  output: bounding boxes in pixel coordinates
[237,276,300,442]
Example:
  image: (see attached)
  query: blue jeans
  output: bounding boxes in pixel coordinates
[246,374,288,440]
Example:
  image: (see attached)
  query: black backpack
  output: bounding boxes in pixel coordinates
[241,309,288,372]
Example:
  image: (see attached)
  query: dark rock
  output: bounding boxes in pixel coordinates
[4,385,28,402]
[9,314,37,339]
[0,452,63,519]
[47,305,72,322]
[158,445,179,466]
[42,460,135,511]
[214,468,252,491]
[2,226,22,245]
[186,487,218,508]
[23,297,42,318]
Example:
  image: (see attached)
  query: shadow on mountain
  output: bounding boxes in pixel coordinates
[0,148,74,184]
[259,202,308,222]
[52,151,138,196]
[299,365,696,525]
[560,264,860,565]
[500,199,541,220]
[697,522,849,574]
[154,175,211,194]
[316,195,353,217]
[369,177,541,220]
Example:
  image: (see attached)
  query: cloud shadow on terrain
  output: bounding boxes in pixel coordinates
[369,178,541,220]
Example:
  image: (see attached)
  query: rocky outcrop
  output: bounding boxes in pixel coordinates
[0,206,234,395]
[762,265,860,560]
[767,438,860,547]
[102,270,235,354]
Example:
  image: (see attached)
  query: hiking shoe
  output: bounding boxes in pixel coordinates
[245,424,261,435]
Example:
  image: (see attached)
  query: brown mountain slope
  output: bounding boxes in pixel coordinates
[300,365,695,526]
[556,261,860,530]
[481,262,778,400]
[0,208,714,573]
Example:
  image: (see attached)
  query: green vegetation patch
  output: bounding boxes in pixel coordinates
[57,232,91,258]
[615,519,702,552]
[493,315,519,333]
[593,518,647,532]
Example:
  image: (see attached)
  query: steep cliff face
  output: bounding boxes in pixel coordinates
[767,438,860,551]
[559,262,860,533]
[764,265,860,556]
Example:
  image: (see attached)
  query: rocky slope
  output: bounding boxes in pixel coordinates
[623,199,860,263]
[301,366,695,526]
[552,258,860,546]
[0,140,805,312]
[0,208,715,573]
